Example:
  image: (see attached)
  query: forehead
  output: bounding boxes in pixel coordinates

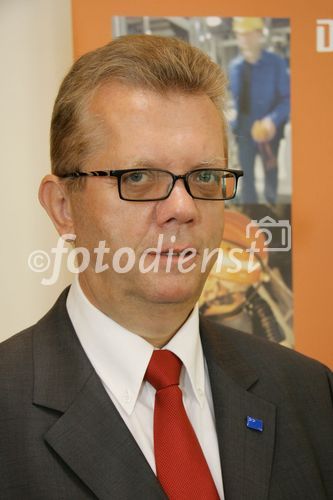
[89,82,225,168]
[92,81,222,123]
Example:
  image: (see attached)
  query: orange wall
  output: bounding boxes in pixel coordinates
[72,0,333,368]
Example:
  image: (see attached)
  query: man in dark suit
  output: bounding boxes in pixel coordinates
[1,35,332,499]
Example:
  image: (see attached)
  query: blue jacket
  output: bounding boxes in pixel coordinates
[229,50,290,132]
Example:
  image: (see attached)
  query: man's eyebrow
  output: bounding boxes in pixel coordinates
[196,157,228,168]
[128,159,157,168]
[122,157,228,169]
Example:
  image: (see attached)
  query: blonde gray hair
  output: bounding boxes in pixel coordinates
[51,34,228,178]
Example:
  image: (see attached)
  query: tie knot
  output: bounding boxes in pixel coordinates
[145,350,182,391]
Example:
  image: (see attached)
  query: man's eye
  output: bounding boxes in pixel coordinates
[124,171,148,184]
[196,171,218,183]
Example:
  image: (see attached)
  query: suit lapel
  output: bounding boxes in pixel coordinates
[43,373,164,500]
[33,289,165,500]
[200,317,276,500]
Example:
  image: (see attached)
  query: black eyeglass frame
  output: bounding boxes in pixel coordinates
[59,167,244,201]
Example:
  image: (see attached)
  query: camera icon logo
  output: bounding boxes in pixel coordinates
[246,216,291,252]
[316,19,333,52]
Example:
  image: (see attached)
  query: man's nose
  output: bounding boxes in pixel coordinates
[155,178,199,227]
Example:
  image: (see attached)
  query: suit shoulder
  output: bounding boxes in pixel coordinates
[0,325,36,385]
[0,325,35,363]
[236,325,323,366]
[0,327,38,416]
[0,287,70,369]
[201,316,332,382]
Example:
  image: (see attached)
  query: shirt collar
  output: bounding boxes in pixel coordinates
[66,276,205,415]
[164,309,205,407]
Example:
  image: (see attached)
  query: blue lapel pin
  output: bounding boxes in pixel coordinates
[246,416,264,432]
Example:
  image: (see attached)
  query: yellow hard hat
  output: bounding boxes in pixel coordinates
[233,17,264,33]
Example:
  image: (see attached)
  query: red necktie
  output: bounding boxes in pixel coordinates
[145,350,219,499]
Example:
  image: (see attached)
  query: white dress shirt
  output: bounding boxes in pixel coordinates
[66,276,224,498]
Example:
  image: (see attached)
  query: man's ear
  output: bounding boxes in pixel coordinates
[38,175,75,236]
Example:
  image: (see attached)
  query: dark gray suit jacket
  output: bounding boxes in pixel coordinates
[1,288,332,499]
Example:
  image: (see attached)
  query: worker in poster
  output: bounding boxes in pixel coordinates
[229,17,290,204]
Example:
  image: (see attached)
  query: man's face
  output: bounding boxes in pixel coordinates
[236,30,262,60]
[69,83,226,313]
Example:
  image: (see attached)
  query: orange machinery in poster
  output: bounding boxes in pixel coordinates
[71,0,333,368]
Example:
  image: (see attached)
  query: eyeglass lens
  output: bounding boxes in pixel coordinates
[120,169,237,200]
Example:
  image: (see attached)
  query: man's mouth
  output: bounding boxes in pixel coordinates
[149,248,198,257]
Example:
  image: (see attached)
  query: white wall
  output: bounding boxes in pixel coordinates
[0,0,73,341]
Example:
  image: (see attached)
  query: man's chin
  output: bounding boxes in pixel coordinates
[139,272,205,306]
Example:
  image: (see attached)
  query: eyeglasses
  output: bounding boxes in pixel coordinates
[59,168,243,201]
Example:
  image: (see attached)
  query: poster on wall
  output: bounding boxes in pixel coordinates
[71,0,333,367]
[112,16,293,347]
